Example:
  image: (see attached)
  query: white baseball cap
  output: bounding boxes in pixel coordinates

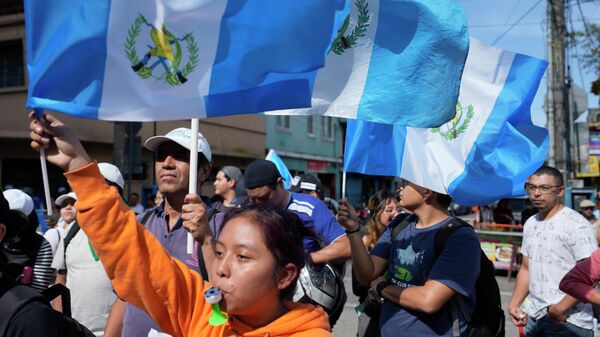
[144,128,212,161]
[3,189,34,216]
[98,162,125,190]
[55,192,77,207]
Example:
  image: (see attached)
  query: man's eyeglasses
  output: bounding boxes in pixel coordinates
[155,150,190,162]
[524,183,562,194]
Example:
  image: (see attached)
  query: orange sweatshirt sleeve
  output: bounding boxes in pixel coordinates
[66,162,213,337]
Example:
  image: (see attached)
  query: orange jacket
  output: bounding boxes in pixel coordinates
[67,162,331,337]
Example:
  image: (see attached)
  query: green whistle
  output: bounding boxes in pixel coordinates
[205,287,227,326]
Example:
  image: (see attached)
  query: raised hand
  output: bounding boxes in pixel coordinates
[337,198,360,232]
[28,111,91,172]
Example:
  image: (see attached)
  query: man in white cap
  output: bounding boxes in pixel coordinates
[1,189,55,292]
[104,128,213,337]
[579,199,597,224]
[51,162,124,337]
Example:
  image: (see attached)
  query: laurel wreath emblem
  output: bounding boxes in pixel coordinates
[329,0,370,55]
[431,102,475,141]
[124,14,199,86]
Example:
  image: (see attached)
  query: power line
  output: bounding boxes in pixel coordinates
[575,0,596,46]
[492,0,544,45]
[470,17,599,28]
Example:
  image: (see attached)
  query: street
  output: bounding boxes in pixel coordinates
[332,262,521,337]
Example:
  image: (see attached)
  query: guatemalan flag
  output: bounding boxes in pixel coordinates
[344,39,549,205]
[268,0,469,128]
[24,0,347,121]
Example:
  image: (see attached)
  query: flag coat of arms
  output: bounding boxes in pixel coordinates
[344,39,549,205]
[24,0,347,121]
[268,0,470,128]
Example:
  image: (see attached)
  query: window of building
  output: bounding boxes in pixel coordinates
[307,116,315,136]
[0,39,25,89]
[276,115,291,130]
[321,116,333,139]
[0,0,24,16]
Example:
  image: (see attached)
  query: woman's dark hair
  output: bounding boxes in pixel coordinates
[220,204,310,299]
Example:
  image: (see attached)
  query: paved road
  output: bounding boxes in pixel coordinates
[332,262,521,337]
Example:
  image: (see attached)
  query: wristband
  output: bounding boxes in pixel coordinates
[376,280,391,298]
[345,227,360,236]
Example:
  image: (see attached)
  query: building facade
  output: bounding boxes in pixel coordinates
[265,115,344,199]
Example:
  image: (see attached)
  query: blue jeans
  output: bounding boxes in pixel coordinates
[525,316,593,337]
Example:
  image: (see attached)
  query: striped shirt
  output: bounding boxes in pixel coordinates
[30,238,55,291]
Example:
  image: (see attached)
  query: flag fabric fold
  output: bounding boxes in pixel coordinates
[268,0,469,128]
[344,39,549,205]
[24,0,347,121]
[265,149,294,190]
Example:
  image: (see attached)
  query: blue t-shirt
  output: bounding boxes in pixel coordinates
[286,192,345,252]
[370,216,480,337]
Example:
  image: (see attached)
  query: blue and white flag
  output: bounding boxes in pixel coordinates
[266,149,293,190]
[344,39,549,205]
[24,0,347,121]
[268,0,469,128]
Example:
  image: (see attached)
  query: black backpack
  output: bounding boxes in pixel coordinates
[391,216,505,337]
[0,282,95,337]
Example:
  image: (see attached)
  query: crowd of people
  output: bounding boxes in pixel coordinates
[1,111,600,337]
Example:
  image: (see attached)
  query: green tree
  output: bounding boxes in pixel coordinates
[571,23,599,94]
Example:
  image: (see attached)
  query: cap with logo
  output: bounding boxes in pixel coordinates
[289,174,324,194]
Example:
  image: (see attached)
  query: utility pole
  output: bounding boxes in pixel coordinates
[547,0,568,175]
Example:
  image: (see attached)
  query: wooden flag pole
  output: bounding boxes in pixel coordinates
[187,118,200,254]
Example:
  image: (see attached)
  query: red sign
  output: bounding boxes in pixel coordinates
[307,160,328,172]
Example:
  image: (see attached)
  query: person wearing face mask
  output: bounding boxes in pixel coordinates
[28,112,332,337]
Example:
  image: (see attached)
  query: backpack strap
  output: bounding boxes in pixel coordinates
[139,209,154,226]
[42,284,72,318]
[434,217,471,257]
[0,284,48,336]
[434,217,475,334]
[63,222,81,261]
[390,213,417,240]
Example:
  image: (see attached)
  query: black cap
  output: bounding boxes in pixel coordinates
[289,174,324,194]
[244,160,281,189]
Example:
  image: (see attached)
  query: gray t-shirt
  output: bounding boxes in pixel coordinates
[52,228,116,337]
[522,206,597,329]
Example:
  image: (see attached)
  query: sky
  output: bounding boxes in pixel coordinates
[458,0,599,123]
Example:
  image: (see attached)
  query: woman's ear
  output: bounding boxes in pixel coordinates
[277,263,299,291]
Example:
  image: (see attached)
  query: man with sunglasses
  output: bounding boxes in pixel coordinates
[104,128,213,337]
[509,166,597,337]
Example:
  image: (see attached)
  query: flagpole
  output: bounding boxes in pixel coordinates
[342,170,347,200]
[34,110,53,217]
[39,148,53,217]
[187,118,200,254]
